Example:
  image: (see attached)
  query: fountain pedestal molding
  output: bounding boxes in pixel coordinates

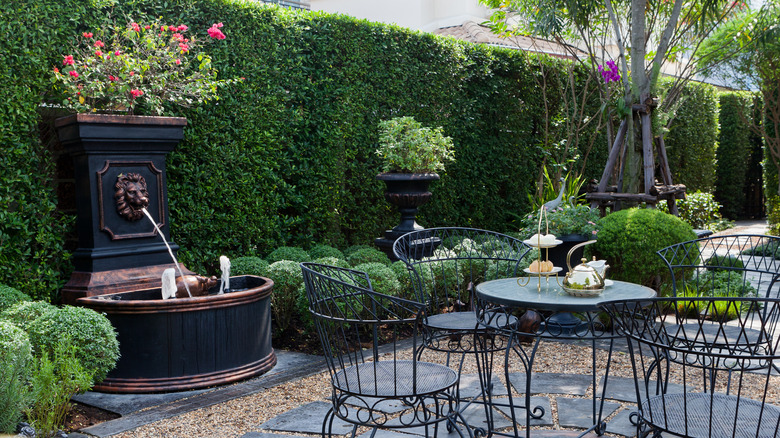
[55,114,193,304]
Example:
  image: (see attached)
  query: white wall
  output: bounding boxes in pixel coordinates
[310,0,489,31]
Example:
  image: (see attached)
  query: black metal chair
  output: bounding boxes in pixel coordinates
[300,262,473,438]
[657,234,780,300]
[392,228,532,363]
[601,297,780,438]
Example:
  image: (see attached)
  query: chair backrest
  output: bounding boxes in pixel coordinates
[300,262,425,387]
[393,227,531,313]
[601,297,780,437]
[656,234,780,299]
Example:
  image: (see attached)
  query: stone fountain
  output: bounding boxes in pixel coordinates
[56,114,276,393]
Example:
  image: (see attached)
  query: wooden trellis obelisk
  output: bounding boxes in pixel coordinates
[586,94,686,214]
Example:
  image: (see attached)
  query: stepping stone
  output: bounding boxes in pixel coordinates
[604,409,639,437]
[259,401,352,435]
[491,396,553,427]
[598,376,687,403]
[555,397,620,429]
[382,403,507,436]
[241,433,312,438]
[72,387,212,416]
[508,372,591,396]
[458,373,508,399]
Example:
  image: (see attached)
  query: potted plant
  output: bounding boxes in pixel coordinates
[373,116,455,258]
[47,20,241,303]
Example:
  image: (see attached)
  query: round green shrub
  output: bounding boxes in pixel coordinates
[704,254,745,271]
[658,191,723,229]
[347,247,391,267]
[266,246,311,264]
[593,208,696,288]
[442,236,473,250]
[353,262,401,297]
[419,258,463,301]
[1,301,57,332]
[230,256,270,276]
[308,244,345,261]
[265,260,304,332]
[344,244,373,257]
[26,305,119,384]
[0,320,32,433]
[0,284,30,313]
[390,261,416,301]
[312,257,351,269]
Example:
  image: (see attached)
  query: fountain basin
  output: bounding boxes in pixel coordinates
[76,275,275,393]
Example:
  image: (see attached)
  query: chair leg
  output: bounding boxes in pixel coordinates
[321,407,335,438]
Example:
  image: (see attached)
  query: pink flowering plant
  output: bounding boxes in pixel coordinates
[51,20,239,115]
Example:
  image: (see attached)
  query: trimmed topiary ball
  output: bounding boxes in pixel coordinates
[266,246,311,264]
[265,260,304,332]
[230,256,270,276]
[593,208,697,288]
[0,285,30,313]
[353,262,402,297]
[311,257,351,269]
[26,305,119,384]
[1,301,57,332]
[308,244,345,261]
[0,320,32,433]
[343,244,373,257]
[347,247,391,267]
[390,261,416,301]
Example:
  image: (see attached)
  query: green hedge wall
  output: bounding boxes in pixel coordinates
[0,0,706,300]
[664,80,719,193]
[715,92,755,219]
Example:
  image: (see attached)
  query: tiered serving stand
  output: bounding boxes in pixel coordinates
[519,207,563,292]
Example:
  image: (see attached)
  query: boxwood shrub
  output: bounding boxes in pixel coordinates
[0,285,30,313]
[230,256,270,277]
[0,320,32,433]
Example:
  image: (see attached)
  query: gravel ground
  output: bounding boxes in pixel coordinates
[113,339,779,438]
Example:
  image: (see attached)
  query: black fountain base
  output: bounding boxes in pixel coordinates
[77,275,275,393]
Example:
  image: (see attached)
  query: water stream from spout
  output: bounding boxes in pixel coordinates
[142,208,192,298]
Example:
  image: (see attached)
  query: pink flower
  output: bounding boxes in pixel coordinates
[53,67,60,73]
[207,24,226,40]
[130,89,144,98]
[214,22,223,28]
[175,59,181,65]
[177,25,188,32]
[108,75,117,81]
[172,33,184,42]
[131,22,141,32]
[169,25,177,31]
[82,32,93,38]
[592,230,598,235]
[178,43,190,53]
[69,70,79,78]
[161,25,167,32]
[95,50,102,57]
[114,50,121,56]
[94,40,105,48]
[129,71,135,76]
[144,25,151,30]
[62,55,75,65]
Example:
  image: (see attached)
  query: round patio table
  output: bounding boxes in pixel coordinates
[474,277,656,437]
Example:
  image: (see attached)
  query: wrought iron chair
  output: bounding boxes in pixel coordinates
[392,228,532,364]
[300,262,473,438]
[658,234,780,374]
[657,234,780,300]
[602,297,780,438]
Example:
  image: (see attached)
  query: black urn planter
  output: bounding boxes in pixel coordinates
[546,234,591,275]
[374,172,440,260]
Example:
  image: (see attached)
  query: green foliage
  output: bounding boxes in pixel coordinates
[230,256,269,277]
[352,262,401,297]
[715,92,755,219]
[0,285,30,313]
[704,254,744,271]
[742,240,780,259]
[593,208,697,287]
[518,205,600,239]
[1,301,57,332]
[343,245,373,258]
[265,260,304,332]
[663,80,719,193]
[311,257,351,269]
[0,321,32,433]
[307,244,345,261]
[657,191,723,229]
[390,261,415,300]
[346,247,391,267]
[767,196,780,236]
[26,305,119,384]
[25,341,93,438]
[376,116,455,173]
[266,246,311,264]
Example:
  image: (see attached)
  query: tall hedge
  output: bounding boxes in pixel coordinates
[0,0,711,299]
[715,92,755,219]
[663,80,719,193]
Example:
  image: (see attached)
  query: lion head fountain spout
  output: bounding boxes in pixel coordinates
[115,172,150,221]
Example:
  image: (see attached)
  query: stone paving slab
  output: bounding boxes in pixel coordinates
[491,396,553,427]
[507,372,592,396]
[458,373,508,399]
[259,401,353,435]
[555,397,620,429]
[604,409,638,437]
[599,376,686,403]
[240,433,312,438]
